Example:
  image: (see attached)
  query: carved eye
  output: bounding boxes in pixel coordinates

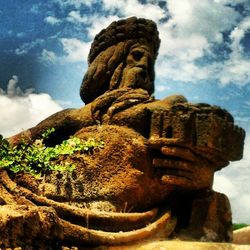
[131,50,143,61]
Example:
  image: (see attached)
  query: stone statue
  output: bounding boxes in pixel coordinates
[0,17,245,249]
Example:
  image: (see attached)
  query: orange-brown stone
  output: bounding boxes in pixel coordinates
[0,17,245,249]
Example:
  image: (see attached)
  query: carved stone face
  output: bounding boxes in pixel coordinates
[119,43,153,93]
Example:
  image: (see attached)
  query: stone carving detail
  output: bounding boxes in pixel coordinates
[80,17,160,104]
[0,17,245,249]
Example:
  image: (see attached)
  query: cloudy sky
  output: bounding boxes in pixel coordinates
[0,0,250,223]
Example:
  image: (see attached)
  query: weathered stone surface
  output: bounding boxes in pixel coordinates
[0,16,246,249]
[105,241,250,250]
[0,168,177,247]
[2,241,250,250]
[38,125,172,212]
[80,17,160,104]
[234,226,250,245]
[0,204,63,249]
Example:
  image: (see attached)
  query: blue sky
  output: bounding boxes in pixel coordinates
[0,0,250,223]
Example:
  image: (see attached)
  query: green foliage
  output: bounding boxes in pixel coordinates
[41,127,56,139]
[233,223,249,230]
[0,129,104,176]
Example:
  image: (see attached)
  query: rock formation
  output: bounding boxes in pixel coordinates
[0,17,245,249]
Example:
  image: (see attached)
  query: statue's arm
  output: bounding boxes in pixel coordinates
[91,88,152,122]
[8,105,94,146]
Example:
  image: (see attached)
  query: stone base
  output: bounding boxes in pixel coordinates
[98,241,250,250]
[2,240,250,250]
[234,226,250,245]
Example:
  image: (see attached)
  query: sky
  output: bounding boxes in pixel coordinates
[0,0,250,223]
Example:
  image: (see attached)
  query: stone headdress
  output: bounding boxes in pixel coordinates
[80,17,161,104]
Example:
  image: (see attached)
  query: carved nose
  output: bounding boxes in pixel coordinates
[137,56,148,69]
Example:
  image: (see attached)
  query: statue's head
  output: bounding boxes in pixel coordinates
[80,17,160,104]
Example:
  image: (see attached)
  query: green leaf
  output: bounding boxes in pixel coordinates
[0,131,104,176]
[42,127,56,139]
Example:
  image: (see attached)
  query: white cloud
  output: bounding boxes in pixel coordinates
[217,16,250,86]
[39,49,58,65]
[67,10,88,23]
[39,38,90,64]
[148,0,250,87]
[219,59,250,86]
[44,0,250,88]
[6,76,34,96]
[7,75,20,96]
[15,39,44,55]
[214,0,250,7]
[230,16,250,60]
[17,32,25,38]
[166,0,239,42]
[102,0,166,22]
[60,38,90,62]
[87,15,120,39]
[54,0,97,8]
[101,0,124,11]
[0,76,62,138]
[152,0,242,84]
[155,85,171,92]
[44,16,61,25]
[30,4,41,14]
[38,0,249,88]
[214,175,238,198]
[38,38,90,65]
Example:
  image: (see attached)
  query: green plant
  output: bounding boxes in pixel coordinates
[233,223,249,230]
[0,128,104,176]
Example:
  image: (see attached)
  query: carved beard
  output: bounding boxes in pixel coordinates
[118,66,152,92]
